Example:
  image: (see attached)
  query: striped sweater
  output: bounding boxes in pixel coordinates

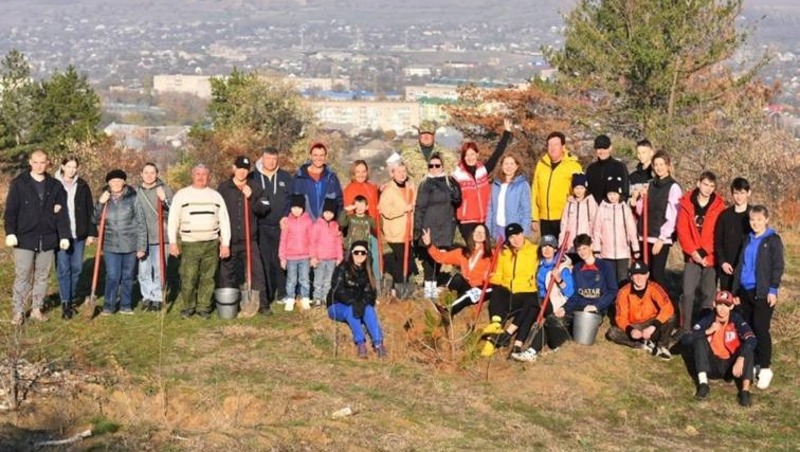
[167,186,231,245]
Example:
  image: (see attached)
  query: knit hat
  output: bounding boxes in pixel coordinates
[594,134,611,150]
[322,198,337,215]
[605,176,623,195]
[715,290,736,306]
[350,240,369,253]
[234,155,251,169]
[540,235,559,249]
[289,194,306,210]
[105,169,127,182]
[572,173,588,188]
[504,223,524,238]
[629,259,649,275]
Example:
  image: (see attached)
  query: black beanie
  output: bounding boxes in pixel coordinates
[290,194,306,210]
[105,169,127,182]
[322,198,337,215]
[605,176,623,195]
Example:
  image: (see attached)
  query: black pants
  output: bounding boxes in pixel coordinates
[688,333,755,382]
[488,285,538,344]
[736,289,774,368]
[605,316,676,348]
[446,273,480,316]
[604,258,630,286]
[540,220,560,239]
[717,267,735,292]
[640,241,671,290]
[385,242,415,285]
[529,302,571,352]
[418,244,451,283]
[219,241,268,308]
[259,224,285,303]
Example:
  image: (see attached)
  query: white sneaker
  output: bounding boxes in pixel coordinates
[283,298,295,312]
[756,368,773,389]
[655,346,672,361]
[511,347,538,362]
[640,340,656,354]
[299,298,311,310]
[423,281,433,299]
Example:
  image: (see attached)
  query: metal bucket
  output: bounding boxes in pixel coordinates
[215,288,240,320]
[572,311,603,345]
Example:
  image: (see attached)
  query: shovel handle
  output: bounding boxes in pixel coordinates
[244,191,252,286]
[90,203,109,296]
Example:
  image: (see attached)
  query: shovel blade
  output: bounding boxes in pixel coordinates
[395,282,416,300]
[82,295,97,319]
[238,288,260,318]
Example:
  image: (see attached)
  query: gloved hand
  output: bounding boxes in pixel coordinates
[59,239,70,250]
[467,287,482,303]
[5,234,18,247]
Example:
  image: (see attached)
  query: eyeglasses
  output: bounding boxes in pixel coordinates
[352,250,368,256]
[428,163,442,169]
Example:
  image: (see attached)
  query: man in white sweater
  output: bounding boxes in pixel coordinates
[168,164,231,318]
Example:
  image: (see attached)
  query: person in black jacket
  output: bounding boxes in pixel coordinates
[414,152,462,299]
[586,134,629,203]
[250,147,293,305]
[714,177,752,291]
[327,241,387,359]
[628,139,656,196]
[732,205,784,390]
[681,290,757,407]
[5,150,71,325]
[219,156,270,314]
[55,155,96,319]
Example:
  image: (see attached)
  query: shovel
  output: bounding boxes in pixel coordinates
[394,207,415,300]
[239,193,259,317]
[83,203,108,319]
[157,195,168,309]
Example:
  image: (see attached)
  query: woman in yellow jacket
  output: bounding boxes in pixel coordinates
[482,222,540,359]
[531,132,583,238]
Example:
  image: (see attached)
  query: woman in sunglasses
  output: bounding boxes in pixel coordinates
[327,241,387,359]
[414,153,462,300]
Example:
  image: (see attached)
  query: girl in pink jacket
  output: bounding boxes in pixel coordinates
[592,177,640,284]
[279,194,314,311]
[559,173,598,254]
[310,199,344,306]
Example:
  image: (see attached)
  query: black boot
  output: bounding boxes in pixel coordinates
[61,302,73,320]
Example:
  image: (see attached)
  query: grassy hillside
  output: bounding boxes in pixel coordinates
[0,235,799,450]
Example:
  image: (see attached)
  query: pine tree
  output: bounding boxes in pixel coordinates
[0,50,36,156]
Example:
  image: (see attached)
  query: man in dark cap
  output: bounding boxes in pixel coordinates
[5,149,71,325]
[585,134,630,204]
[218,156,270,315]
[606,259,675,359]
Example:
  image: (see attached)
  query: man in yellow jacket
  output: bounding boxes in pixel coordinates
[531,132,583,238]
[482,223,540,360]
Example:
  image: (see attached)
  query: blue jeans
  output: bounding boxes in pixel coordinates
[138,243,168,302]
[56,238,86,303]
[103,251,137,311]
[286,258,310,299]
[313,259,336,301]
[328,303,384,346]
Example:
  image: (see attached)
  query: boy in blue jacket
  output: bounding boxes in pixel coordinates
[565,234,618,315]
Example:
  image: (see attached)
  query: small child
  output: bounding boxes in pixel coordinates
[279,194,313,311]
[592,176,640,284]
[339,195,376,251]
[310,198,344,307]
[733,205,784,390]
[559,173,598,255]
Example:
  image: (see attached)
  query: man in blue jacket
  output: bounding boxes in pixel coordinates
[565,234,618,316]
[289,142,343,220]
[4,150,71,325]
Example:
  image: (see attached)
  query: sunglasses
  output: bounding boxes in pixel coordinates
[352,249,368,256]
[428,163,442,169]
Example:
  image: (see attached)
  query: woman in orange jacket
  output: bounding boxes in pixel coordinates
[420,224,493,316]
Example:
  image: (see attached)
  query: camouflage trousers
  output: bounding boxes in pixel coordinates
[179,240,219,313]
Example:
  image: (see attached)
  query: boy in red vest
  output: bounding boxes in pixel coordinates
[682,290,757,407]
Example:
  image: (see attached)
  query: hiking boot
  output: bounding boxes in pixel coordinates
[180,308,196,319]
[141,299,152,311]
[738,390,752,407]
[375,343,388,359]
[357,343,368,359]
[283,298,295,312]
[149,302,163,312]
[11,311,24,326]
[299,298,311,310]
[61,302,74,320]
[481,316,504,336]
[695,383,710,400]
[511,347,538,363]
[30,308,48,322]
[480,340,497,357]
[756,368,773,389]
[655,346,672,361]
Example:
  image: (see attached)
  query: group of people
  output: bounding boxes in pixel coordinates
[4,126,785,404]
